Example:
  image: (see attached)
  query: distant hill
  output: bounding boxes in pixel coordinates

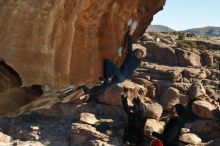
[146,25,175,32]
[183,26,220,36]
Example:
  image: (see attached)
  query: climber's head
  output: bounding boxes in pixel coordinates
[175,104,185,117]
[132,44,147,59]
[171,104,185,117]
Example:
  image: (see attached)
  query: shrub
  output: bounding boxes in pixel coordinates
[184,40,197,48]
[148,32,160,40]
[198,44,208,50]
[176,40,197,49]
[178,33,185,40]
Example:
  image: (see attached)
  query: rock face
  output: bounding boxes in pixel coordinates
[0,31,219,145]
[0,60,22,92]
[0,0,165,89]
[176,48,202,67]
[144,42,178,65]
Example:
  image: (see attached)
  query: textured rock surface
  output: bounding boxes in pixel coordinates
[0,102,126,146]
[144,102,163,120]
[0,0,165,88]
[179,133,202,145]
[144,119,165,133]
[0,29,219,145]
[143,41,178,65]
[160,87,189,110]
[0,60,22,92]
[192,100,216,119]
[96,80,146,107]
[188,81,207,100]
[0,132,12,143]
[191,120,220,134]
[176,48,202,67]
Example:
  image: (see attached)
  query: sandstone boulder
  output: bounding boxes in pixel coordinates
[160,87,188,110]
[176,48,202,67]
[142,42,178,65]
[188,81,206,100]
[80,113,99,125]
[192,100,216,119]
[182,68,208,80]
[144,119,165,134]
[97,80,146,107]
[202,51,214,67]
[144,102,163,120]
[142,63,182,82]
[131,78,156,98]
[190,120,220,134]
[12,141,45,146]
[179,133,202,145]
[0,132,12,144]
[0,0,166,88]
[71,123,120,146]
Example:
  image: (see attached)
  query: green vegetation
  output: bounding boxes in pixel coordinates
[148,32,161,40]
[178,33,185,40]
[176,40,197,48]
[198,44,208,50]
[176,40,208,51]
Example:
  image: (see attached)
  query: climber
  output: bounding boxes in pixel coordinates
[82,19,147,100]
[151,104,185,146]
[121,87,148,145]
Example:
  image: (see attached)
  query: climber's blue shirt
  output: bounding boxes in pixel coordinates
[120,35,141,78]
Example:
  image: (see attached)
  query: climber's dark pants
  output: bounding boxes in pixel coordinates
[104,59,125,82]
[88,60,125,98]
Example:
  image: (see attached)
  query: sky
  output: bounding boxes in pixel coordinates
[151,0,220,31]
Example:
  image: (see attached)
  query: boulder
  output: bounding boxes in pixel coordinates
[71,123,120,146]
[88,140,115,146]
[152,79,191,98]
[80,113,99,125]
[0,132,12,143]
[160,87,188,110]
[131,78,156,98]
[190,120,220,135]
[97,80,146,107]
[0,0,166,88]
[3,102,126,146]
[188,81,206,100]
[182,68,208,80]
[67,103,127,130]
[192,100,216,119]
[13,141,45,146]
[144,119,165,134]
[202,51,214,66]
[144,101,163,120]
[142,62,182,82]
[176,48,202,67]
[179,133,202,145]
[142,42,178,65]
[152,79,173,98]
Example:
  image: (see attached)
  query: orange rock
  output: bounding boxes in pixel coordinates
[0,0,165,89]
